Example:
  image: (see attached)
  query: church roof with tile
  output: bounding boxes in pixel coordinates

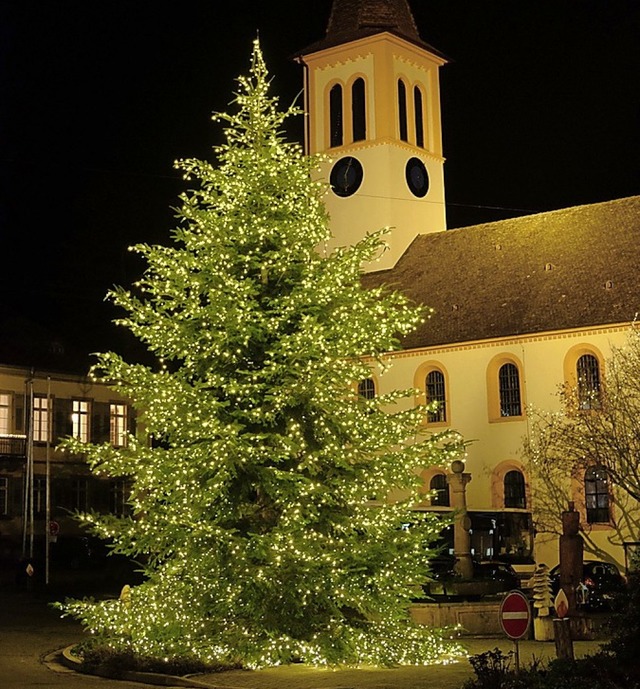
[362,196,640,349]
[296,0,446,57]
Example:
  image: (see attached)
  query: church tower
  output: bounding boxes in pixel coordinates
[296,0,447,271]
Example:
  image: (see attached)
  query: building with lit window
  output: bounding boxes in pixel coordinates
[297,0,640,572]
[0,365,134,558]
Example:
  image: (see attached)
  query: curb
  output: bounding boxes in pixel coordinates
[58,645,229,688]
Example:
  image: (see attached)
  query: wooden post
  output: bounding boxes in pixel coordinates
[559,502,583,616]
[553,618,574,660]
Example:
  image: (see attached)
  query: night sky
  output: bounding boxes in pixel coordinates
[1,0,639,371]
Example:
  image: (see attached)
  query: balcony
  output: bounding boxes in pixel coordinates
[0,434,27,459]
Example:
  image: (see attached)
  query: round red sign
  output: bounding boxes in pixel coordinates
[499,590,531,640]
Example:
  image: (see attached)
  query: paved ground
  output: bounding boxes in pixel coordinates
[0,587,171,689]
[191,638,604,689]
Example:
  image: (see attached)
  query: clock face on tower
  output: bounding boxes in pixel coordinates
[405,157,430,198]
[330,156,363,197]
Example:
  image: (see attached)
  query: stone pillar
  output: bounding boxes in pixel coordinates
[447,459,474,579]
[559,502,583,616]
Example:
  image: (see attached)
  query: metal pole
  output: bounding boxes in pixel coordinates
[28,379,34,559]
[45,376,51,586]
[21,378,30,556]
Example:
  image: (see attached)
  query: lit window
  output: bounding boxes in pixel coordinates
[397,79,408,142]
[110,403,128,447]
[577,354,601,409]
[414,86,425,148]
[0,394,9,435]
[0,477,8,515]
[426,369,446,422]
[504,470,526,508]
[72,400,89,442]
[430,473,450,507]
[357,378,376,400]
[499,363,522,417]
[585,466,610,523]
[329,83,343,148]
[33,396,50,443]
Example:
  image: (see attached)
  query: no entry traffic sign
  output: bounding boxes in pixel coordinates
[499,590,531,640]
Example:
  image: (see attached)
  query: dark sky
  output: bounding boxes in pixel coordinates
[1,0,639,370]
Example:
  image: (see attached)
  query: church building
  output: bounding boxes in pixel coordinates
[296,0,640,572]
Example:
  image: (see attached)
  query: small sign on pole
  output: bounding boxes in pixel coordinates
[553,589,574,660]
[499,590,531,671]
[49,521,59,545]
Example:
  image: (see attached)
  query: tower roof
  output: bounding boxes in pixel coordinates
[296,0,445,58]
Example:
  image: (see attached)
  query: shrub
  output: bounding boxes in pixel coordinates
[78,646,238,679]
[463,648,635,689]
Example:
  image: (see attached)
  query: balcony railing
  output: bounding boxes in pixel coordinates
[0,434,27,458]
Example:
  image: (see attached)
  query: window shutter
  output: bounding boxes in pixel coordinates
[128,406,137,438]
[92,402,111,444]
[10,476,23,518]
[54,399,73,443]
[14,394,25,433]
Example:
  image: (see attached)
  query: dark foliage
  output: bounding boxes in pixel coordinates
[78,646,239,679]
[600,570,640,681]
[464,649,628,689]
[466,648,518,688]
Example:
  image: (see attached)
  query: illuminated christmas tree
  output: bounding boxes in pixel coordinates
[61,41,464,668]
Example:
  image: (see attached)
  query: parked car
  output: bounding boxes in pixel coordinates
[474,561,521,590]
[422,555,520,600]
[550,560,626,611]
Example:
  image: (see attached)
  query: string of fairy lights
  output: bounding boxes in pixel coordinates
[58,40,466,668]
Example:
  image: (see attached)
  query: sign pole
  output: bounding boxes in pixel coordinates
[499,590,531,673]
[45,376,51,586]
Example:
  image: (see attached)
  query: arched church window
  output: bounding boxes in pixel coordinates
[577,354,601,409]
[430,473,450,507]
[351,78,366,142]
[585,466,610,523]
[357,377,376,400]
[504,470,526,508]
[426,369,446,422]
[329,83,343,148]
[414,86,425,148]
[499,363,522,417]
[397,79,408,142]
